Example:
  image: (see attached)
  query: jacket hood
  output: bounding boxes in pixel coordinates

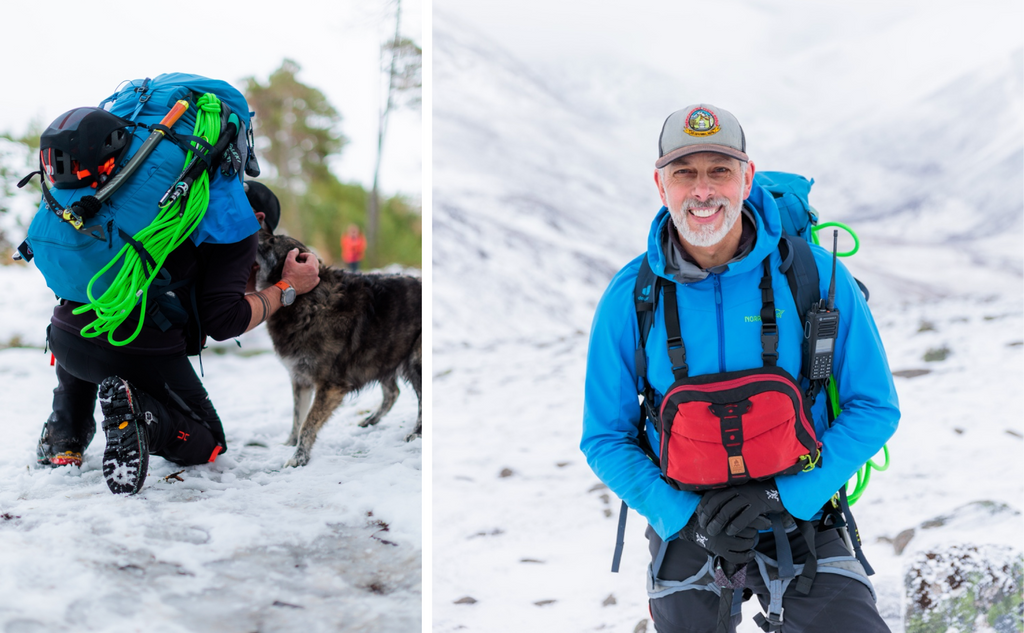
[646,182,783,281]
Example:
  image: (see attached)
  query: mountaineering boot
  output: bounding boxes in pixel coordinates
[98,377,150,495]
[36,418,83,468]
[36,412,93,468]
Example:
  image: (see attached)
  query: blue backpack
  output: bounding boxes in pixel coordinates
[18,73,260,305]
[754,171,818,241]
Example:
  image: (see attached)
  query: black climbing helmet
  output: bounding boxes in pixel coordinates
[40,107,133,190]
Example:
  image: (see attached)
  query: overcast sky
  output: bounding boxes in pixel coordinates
[1,0,421,199]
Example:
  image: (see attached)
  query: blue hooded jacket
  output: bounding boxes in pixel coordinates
[580,184,900,541]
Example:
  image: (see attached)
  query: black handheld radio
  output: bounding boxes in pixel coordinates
[804,230,841,381]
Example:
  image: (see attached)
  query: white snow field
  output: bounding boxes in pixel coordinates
[0,263,422,632]
[432,3,1022,632]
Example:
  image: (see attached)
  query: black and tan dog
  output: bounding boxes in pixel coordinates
[255,231,422,467]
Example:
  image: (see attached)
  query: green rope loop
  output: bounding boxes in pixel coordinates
[846,444,890,505]
[72,93,223,346]
[825,376,891,505]
[811,221,860,257]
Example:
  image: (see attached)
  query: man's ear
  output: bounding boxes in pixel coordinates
[743,161,756,199]
[654,169,667,206]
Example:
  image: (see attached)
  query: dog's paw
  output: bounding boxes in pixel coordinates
[404,430,421,442]
[356,413,380,428]
[285,451,309,468]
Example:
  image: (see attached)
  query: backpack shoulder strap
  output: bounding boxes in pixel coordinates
[633,255,660,383]
[631,254,662,462]
[778,235,820,318]
[634,256,658,342]
[778,235,825,401]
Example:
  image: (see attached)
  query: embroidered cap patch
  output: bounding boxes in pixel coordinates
[684,107,720,137]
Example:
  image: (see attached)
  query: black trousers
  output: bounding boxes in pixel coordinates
[646,524,890,633]
[47,326,225,466]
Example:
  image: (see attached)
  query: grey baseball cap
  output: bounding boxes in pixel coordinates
[656,104,748,168]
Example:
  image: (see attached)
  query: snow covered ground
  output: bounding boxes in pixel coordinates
[432,3,1023,632]
[0,265,422,632]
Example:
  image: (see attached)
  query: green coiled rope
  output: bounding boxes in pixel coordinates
[825,363,891,506]
[73,93,224,346]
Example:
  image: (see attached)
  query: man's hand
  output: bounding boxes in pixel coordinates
[679,513,760,565]
[697,480,784,537]
[281,248,320,295]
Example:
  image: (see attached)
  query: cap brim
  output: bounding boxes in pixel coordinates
[656,144,749,169]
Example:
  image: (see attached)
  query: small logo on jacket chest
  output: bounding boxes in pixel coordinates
[743,309,784,323]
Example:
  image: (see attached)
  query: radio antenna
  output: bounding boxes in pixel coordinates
[826,229,838,311]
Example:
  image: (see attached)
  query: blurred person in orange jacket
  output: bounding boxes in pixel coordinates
[341,224,367,272]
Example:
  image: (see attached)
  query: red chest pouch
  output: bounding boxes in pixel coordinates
[659,365,820,490]
[651,259,821,491]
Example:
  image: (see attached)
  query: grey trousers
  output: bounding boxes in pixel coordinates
[646,524,890,633]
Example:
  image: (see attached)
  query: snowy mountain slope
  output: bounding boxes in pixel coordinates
[0,266,422,633]
[806,48,1023,304]
[829,49,1022,228]
[433,12,654,351]
[432,5,1023,633]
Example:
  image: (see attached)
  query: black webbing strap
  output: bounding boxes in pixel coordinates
[759,259,779,366]
[634,257,659,386]
[160,128,215,167]
[713,560,747,633]
[117,227,158,276]
[37,180,76,224]
[771,514,795,580]
[633,257,665,455]
[838,485,875,575]
[779,236,825,401]
[661,256,778,378]
[611,500,629,573]
[709,401,752,486]
[794,520,819,594]
[754,517,819,632]
[778,236,819,322]
[717,587,736,633]
[661,282,688,380]
[17,169,42,190]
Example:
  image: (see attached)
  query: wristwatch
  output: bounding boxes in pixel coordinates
[274,280,296,306]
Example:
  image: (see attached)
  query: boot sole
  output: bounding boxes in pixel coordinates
[99,377,150,495]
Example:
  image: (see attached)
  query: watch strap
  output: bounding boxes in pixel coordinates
[274,280,296,305]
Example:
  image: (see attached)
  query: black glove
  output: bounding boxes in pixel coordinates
[679,513,761,564]
[697,479,784,537]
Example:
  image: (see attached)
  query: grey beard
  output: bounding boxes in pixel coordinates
[669,196,743,247]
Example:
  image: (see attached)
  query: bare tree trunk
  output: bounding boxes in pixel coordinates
[368,0,403,265]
